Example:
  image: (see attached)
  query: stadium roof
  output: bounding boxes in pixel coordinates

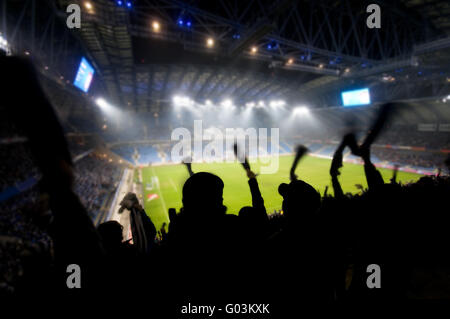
[3,0,450,111]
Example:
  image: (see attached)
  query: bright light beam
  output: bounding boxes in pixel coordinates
[292,106,310,116]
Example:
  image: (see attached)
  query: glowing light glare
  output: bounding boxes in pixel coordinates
[173,95,194,107]
[287,58,294,65]
[258,101,265,107]
[292,106,310,116]
[152,21,160,32]
[95,98,123,119]
[270,100,286,109]
[205,99,212,105]
[96,98,108,109]
[241,105,253,118]
[251,46,258,54]
[206,38,214,47]
[0,35,8,47]
[85,2,93,10]
[318,64,324,69]
[221,99,233,108]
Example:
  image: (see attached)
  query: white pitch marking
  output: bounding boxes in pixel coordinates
[169,178,178,193]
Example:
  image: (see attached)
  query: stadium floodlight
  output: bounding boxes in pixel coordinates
[95,97,124,120]
[96,98,108,109]
[205,99,212,106]
[292,106,310,116]
[245,102,255,108]
[0,35,7,47]
[258,101,265,108]
[152,21,160,32]
[84,2,93,10]
[206,38,214,47]
[270,100,286,109]
[287,58,294,65]
[251,46,258,54]
[173,95,193,108]
[221,99,233,108]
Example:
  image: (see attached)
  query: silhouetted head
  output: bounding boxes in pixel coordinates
[278,180,321,220]
[182,172,225,217]
[239,206,254,220]
[97,220,124,251]
[238,206,264,233]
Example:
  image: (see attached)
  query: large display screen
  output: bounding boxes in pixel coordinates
[341,88,371,106]
[73,57,94,92]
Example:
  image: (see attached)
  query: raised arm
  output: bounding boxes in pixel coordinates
[233,143,267,221]
[359,146,384,190]
[246,169,268,221]
[182,156,194,176]
[330,135,348,199]
[290,145,308,182]
[352,103,395,191]
[119,192,157,254]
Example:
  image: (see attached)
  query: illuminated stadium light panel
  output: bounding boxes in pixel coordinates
[341,88,371,107]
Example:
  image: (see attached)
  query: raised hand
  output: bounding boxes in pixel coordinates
[290,145,308,181]
[119,192,142,212]
[390,164,400,184]
[246,168,257,179]
[182,156,194,176]
[233,142,251,170]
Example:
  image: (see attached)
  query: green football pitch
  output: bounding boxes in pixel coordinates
[140,155,422,230]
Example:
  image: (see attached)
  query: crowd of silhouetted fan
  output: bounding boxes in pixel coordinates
[2,136,450,304]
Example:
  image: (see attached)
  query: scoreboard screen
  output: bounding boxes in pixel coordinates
[341,88,371,106]
[73,57,94,92]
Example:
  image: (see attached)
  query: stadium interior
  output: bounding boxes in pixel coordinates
[1,0,450,308]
